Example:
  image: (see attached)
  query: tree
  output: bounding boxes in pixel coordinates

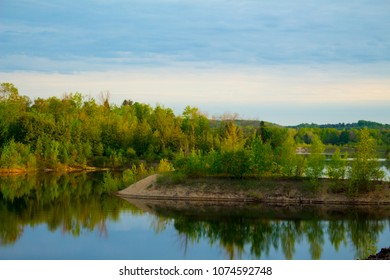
[0,83,26,103]
[327,148,347,181]
[306,135,326,185]
[0,140,22,168]
[278,130,298,177]
[220,121,245,152]
[348,129,385,193]
[258,121,271,143]
[250,138,274,176]
[98,91,111,109]
[181,106,210,152]
[0,83,30,145]
[151,105,182,155]
[219,149,251,178]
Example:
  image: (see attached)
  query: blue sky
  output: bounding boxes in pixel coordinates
[1,0,389,125]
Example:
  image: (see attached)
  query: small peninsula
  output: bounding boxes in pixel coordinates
[117,174,390,205]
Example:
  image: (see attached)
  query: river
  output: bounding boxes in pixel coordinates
[0,172,389,260]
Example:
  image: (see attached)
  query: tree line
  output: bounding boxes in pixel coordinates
[0,82,388,193]
[293,120,390,130]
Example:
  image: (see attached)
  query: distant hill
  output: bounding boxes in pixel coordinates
[290,120,390,130]
[209,119,282,128]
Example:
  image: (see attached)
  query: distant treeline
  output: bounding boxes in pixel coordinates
[292,120,390,130]
[0,82,388,192]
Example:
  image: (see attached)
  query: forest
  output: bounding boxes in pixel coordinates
[0,82,389,193]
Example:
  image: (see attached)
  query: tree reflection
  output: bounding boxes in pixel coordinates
[2,175,389,260]
[348,219,384,259]
[0,172,137,246]
[144,203,390,260]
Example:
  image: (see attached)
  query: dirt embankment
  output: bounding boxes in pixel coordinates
[117,174,159,196]
[116,175,390,205]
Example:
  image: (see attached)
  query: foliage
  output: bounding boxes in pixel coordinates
[0,83,388,188]
[250,138,274,176]
[348,129,385,193]
[278,130,298,177]
[180,150,206,178]
[327,148,347,181]
[122,168,137,186]
[157,171,187,185]
[137,162,150,178]
[157,159,175,173]
[102,171,120,192]
[218,150,251,178]
[293,120,390,130]
[220,122,245,152]
[305,135,326,186]
[0,140,36,169]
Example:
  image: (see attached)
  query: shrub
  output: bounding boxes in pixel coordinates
[182,150,206,177]
[102,171,120,192]
[306,135,326,186]
[157,171,187,185]
[219,150,251,178]
[348,129,385,193]
[157,158,175,173]
[122,169,136,186]
[327,148,347,181]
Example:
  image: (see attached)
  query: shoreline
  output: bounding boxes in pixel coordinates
[0,166,111,175]
[116,174,390,206]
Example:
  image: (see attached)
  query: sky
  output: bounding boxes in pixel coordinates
[0,0,389,125]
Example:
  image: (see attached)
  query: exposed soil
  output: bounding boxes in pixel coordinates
[116,174,390,205]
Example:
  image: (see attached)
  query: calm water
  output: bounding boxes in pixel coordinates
[0,172,389,260]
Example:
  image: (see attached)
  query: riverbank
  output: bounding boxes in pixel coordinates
[117,174,390,205]
[0,166,110,175]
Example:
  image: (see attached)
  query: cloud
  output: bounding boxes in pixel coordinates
[1,0,390,72]
[1,1,389,124]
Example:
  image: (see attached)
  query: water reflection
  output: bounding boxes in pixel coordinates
[126,200,390,260]
[0,173,389,259]
[0,172,136,246]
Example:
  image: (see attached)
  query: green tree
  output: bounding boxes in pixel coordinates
[0,140,22,168]
[278,130,298,177]
[151,105,182,155]
[327,148,348,182]
[0,83,30,145]
[306,135,326,185]
[181,106,211,152]
[220,121,245,152]
[181,150,206,177]
[157,158,175,173]
[220,150,251,178]
[348,129,385,193]
[250,138,274,176]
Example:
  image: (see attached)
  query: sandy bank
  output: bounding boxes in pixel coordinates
[116,175,390,205]
[117,174,160,196]
[117,174,256,202]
